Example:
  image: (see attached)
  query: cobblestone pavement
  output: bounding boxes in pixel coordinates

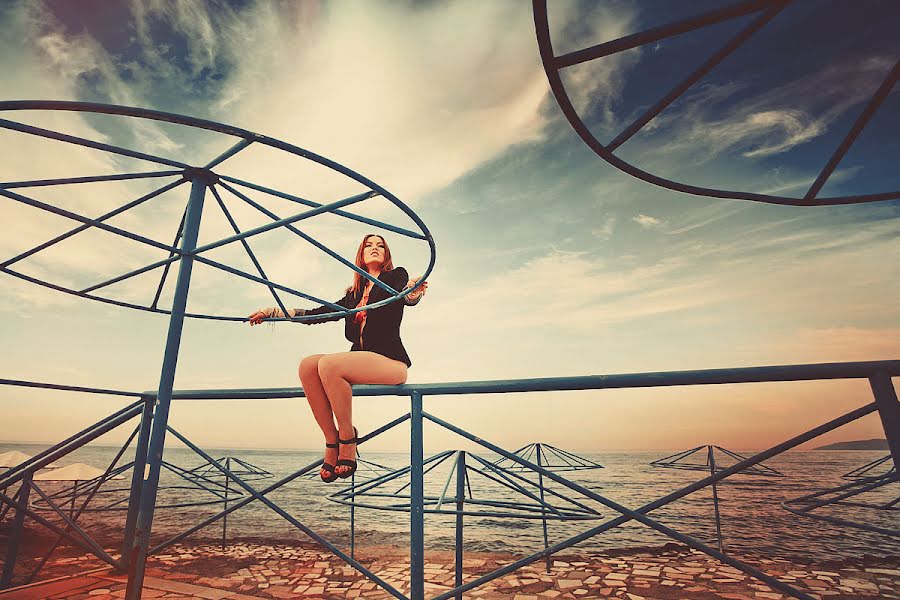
[1,542,897,599]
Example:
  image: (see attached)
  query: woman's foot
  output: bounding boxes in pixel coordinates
[335,427,358,478]
[320,441,339,483]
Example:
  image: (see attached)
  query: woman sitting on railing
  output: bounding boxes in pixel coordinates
[248,234,427,482]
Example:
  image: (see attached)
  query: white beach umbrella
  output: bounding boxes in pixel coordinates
[33,463,122,481]
[0,450,34,468]
[0,450,59,469]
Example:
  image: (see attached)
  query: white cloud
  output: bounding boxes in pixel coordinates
[632,213,663,228]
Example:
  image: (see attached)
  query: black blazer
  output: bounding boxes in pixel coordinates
[301,266,413,367]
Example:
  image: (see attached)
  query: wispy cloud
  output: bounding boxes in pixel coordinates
[636,55,898,164]
[633,213,664,228]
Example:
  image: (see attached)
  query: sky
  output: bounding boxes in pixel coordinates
[0,0,898,455]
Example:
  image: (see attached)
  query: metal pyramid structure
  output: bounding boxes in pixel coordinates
[651,445,784,477]
[489,443,603,473]
[784,469,898,538]
[331,449,602,520]
[186,456,273,483]
[843,454,895,479]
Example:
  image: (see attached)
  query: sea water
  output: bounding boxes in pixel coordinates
[2,442,896,561]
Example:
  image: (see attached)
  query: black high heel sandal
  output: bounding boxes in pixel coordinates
[320,441,339,483]
[336,427,359,479]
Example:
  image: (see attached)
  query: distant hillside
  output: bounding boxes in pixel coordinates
[814,439,889,451]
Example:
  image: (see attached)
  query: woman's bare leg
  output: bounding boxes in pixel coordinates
[299,354,339,477]
[317,352,408,475]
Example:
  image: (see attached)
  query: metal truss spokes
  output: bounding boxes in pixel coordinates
[419,400,889,600]
[651,444,784,477]
[844,454,895,479]
[27,432,261,514]
[185,456,273,483]
[0,101,435,321]
[0,378,148,589]
[330,449,602,520]
[489,442,604,472]
[532,0,900,206]
[783,473,899,537]
[153,419,412,600]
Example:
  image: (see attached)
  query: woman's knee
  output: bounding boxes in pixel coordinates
[299,354,324,382]
[316,354,342,382]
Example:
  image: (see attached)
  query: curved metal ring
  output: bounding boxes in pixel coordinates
[532,0,900,206]
[0,100,436,321]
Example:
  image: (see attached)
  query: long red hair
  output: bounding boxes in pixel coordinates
[348,234,394,296]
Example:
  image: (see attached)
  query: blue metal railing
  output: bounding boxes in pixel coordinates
[2,360,897,599]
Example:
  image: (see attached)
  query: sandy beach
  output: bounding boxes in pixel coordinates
[2,524,898,599]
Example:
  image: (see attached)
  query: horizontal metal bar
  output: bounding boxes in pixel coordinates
[0,117,189,169]
[0,378,142,397]
[0,170,182,189]
[154,360,900,399]
[219,174,427,240]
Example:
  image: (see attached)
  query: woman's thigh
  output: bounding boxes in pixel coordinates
[318,352,408,385]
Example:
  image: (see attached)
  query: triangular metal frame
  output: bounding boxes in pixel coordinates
[489,442,604,472]
[651,444,784,477]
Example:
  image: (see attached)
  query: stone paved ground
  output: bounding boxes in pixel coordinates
[1,541,897,599]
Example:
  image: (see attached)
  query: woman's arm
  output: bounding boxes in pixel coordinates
[247,306,305,325]
[403,276,428,306]
[297,290,356,324]
[382,267,427,306]
[248,291,354,326]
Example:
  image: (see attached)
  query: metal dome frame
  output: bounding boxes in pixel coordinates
[532,0,900,206]
[0,100,436,322]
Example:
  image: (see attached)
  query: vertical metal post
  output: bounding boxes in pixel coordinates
[122,396,154,567]
[1,473,31,589]
[350,471,356,560]
[125,175,207,600]
[454,451,466,600]
[708,446,724,554]
[69,486,76,519]
[222,458,230,549]
[410,391,424,600]
[870,372,900,472]
[536,444,551,572]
